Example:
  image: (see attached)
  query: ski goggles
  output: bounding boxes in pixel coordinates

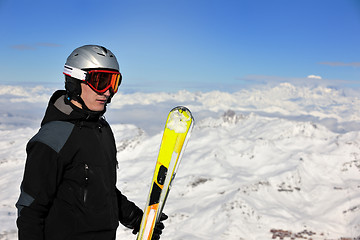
[64,65,122,93]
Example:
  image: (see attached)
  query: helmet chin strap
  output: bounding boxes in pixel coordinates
[73,94,91,111]
[107,91,114,103]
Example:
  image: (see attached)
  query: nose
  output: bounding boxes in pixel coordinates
[103,89,111,97]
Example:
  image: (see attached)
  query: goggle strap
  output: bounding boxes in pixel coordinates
[63,65,87,81]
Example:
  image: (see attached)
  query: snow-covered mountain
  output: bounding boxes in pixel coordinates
[0,83,359,239]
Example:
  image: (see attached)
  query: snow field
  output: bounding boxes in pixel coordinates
[0,83,359,239]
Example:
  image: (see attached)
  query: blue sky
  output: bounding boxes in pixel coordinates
[0,0,359,92]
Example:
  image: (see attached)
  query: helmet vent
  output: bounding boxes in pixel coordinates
[97,52,106,57]
[100,46,108,54]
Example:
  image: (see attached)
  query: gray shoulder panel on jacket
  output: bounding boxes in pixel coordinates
[16,187,35,216]
[30,121,74,153]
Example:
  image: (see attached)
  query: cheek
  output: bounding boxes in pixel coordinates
[80,85,95,104]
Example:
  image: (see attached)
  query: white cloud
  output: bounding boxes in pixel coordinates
[307,75,322,80]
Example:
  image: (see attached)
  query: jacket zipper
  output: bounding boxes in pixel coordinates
[84,163,89,203]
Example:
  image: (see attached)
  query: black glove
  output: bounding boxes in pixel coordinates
[152,213,168,240]
[132,212,168,239]
[131,210,143,235]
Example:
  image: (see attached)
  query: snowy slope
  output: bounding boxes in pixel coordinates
[0,83,359,240]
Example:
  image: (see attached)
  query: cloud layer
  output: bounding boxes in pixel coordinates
[319,61,360,67]
[11,43,61,51]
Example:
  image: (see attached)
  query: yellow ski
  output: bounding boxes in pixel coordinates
[136,106,194,240]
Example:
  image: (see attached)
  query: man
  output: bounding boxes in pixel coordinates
[16,45,167,240]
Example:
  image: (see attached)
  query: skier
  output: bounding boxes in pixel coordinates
[15,45,167,240]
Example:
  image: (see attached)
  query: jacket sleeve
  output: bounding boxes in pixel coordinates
[16,121,73,240]
[116,188,143,231]
[16,141,64,240]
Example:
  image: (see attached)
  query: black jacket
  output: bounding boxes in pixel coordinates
[16,90,142,240]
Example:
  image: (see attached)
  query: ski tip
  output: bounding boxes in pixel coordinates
[171,106,189,112]
[171,106,193,119]
[166,106,194,133]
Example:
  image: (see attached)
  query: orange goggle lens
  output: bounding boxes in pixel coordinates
[86,70,122,93]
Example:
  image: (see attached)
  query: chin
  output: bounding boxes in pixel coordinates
[90,105,105,112]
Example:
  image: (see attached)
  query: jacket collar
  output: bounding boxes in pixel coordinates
[41,90,106,126]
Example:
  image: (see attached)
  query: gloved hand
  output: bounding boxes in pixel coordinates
[132,212,168,240]
[152,213,168,240]
[131,210,143,235]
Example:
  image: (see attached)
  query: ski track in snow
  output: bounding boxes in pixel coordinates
[0,83,359,240]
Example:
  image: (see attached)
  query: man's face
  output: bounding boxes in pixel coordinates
[80,83,111,111]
